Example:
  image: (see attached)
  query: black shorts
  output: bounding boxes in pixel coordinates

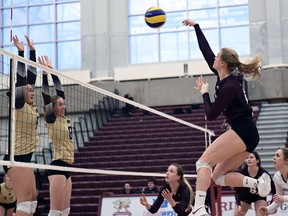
[0,201,16,210]
[46,160,72,179]
[231,116,259,153]
[3,152,33,173]
[236,194,266,205]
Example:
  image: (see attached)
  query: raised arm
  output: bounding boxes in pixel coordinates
[12,35,28,109]
[39,55,56,123]
[25,35,37,86]
[41,71,51,106]
[183,19,217,75]
[12,35,26,87]
[41,55,65,99]
[51,74,65,100]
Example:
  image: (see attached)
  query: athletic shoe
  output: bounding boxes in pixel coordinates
[189,205,209,216]
[257,173,271,197]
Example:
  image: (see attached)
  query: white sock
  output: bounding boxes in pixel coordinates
[194,191,207,208]
[243,176,258,189]
[31,200,38,214]
[61,207,70,216]
[48,210,62,216]
[16,201,32,214]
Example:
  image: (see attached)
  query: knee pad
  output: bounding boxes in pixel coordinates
[31,200,38,214]
[48,209,62,216]
[17,201,32,214]
[62,207,70,216]
[215,175,226,186]
[196,160,212,172]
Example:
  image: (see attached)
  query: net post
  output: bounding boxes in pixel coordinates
[9,56,16,164]
[209,181,222,216]
[204,114,208,148]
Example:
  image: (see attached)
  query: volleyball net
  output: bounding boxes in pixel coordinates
[0,47,215,179]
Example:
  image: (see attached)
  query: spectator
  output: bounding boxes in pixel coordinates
[121,182,134,194]
[142,177,159,194]
[220,118,231,130]
[122,93,135,116]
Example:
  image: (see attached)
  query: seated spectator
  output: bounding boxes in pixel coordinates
[122,93,135,116]
[142,177,159,194]
[121,182,134,194]
[220,118,231,130]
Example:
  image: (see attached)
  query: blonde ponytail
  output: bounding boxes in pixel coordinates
[171,163,194,212]
[220,48,262,80]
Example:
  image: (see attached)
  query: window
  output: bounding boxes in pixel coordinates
[129,0,249,64]
[1,0,81,70]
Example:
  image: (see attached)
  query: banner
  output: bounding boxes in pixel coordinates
[99,195,176,216]
[98,194,288,216]
[221,195,288,215]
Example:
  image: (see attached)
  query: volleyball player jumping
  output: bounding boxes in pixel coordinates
[182,19,271,216]
[4,35,39,216]
[39,55,74,216]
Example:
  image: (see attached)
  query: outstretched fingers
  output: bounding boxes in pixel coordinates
[194,75,203,91]
[25,35,35,51]
[12,35,24,51]
[182,19,197,26]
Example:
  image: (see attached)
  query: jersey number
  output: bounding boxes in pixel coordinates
[68,126,72,140]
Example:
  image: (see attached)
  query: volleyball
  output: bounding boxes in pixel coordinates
[144,7,166,28]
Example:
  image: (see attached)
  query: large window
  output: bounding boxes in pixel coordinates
[129,0,249,64]
[1,0,81,70]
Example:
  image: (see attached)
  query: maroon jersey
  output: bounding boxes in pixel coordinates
[194,24,252,123]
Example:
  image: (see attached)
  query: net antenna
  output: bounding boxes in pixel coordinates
[0,47,214,179]
[9,0,13,51]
